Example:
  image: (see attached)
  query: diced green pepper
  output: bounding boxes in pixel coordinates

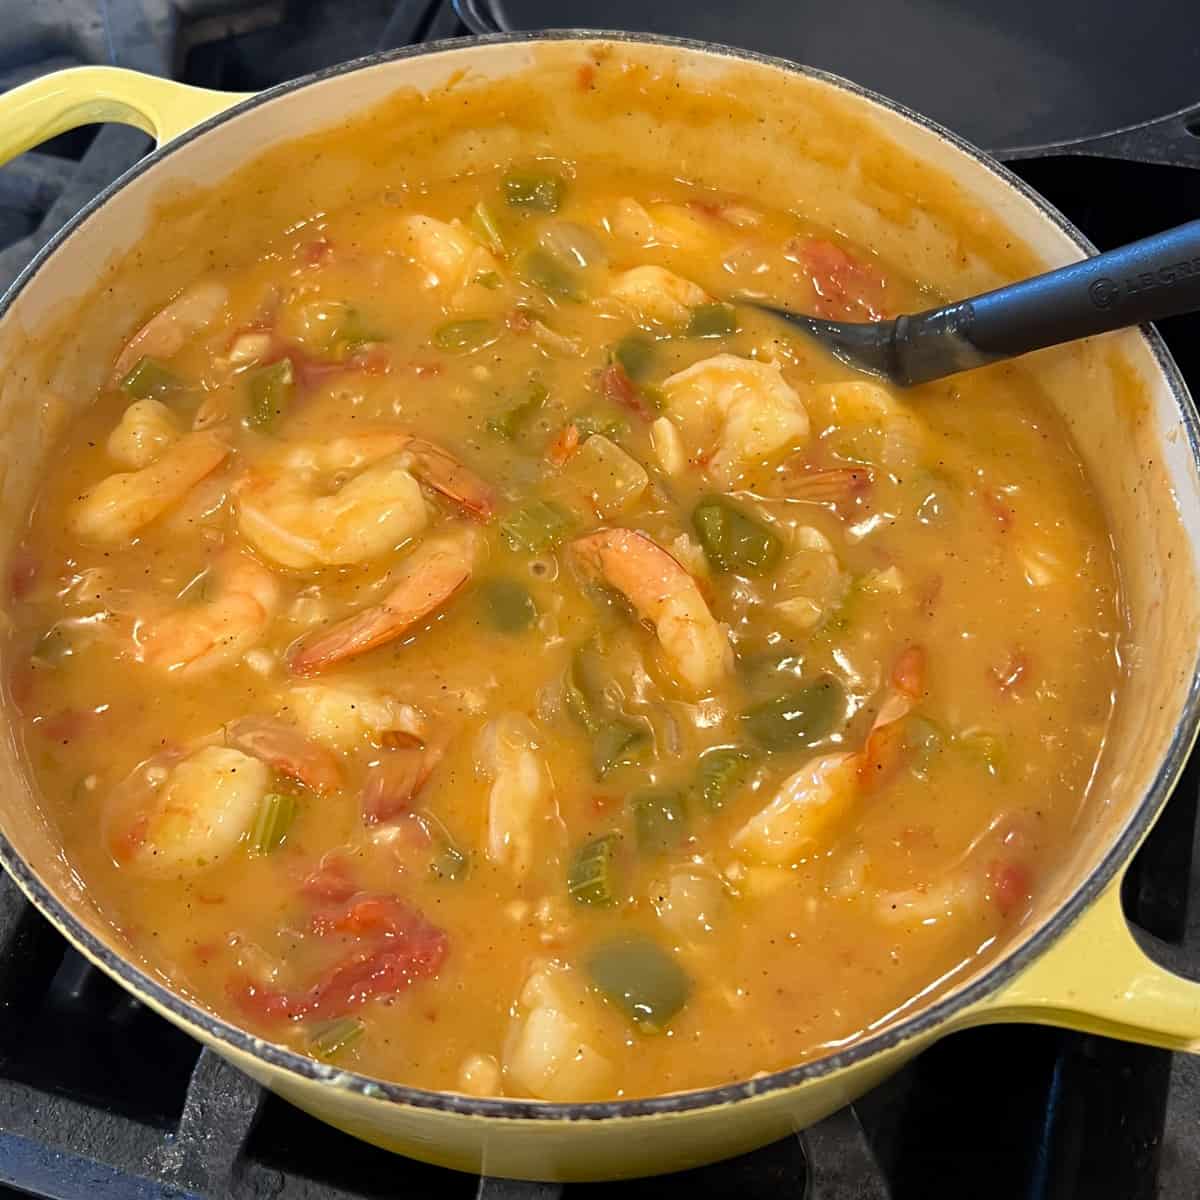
[119,356,179,399]
[958,730,1005,778]
[430,840,469,882]
[502,169,566,213]
[32,627,72,667]
[246,358,294,430]
[742,676,845,752]
[474,270,502,290]
[905,715,945,780]
[480,577,538,633]
[593,717,651,779]
[692,496,782,575]
[518,248,583,301]
[433,318,496,353]
[694,745,756,811]
[568,833,622,907]
[332,306,386,355]
[310,1017,365,1059]
[563,642,611,734]
[613,333,656,381]
[469,200,507,255]
[249,792,297,854]
[685,302,738,339]
[487,379,547,440]
[571,406,630,442]
[587,936,690,1030]
[499,499,576,553]
[630,788,687,855]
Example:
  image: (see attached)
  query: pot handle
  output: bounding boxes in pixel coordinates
[0,66,248,167]
[972,876,1200,1050]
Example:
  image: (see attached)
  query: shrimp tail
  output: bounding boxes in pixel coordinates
[288,532,477,675]
[401,437,497,521]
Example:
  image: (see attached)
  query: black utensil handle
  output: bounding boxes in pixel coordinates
[998,100,1200,170]
[898,220,1200,384]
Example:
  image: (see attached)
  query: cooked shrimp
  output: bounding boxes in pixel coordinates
[659,354,809,485]
[224,716,342,794]
[109,746,269,875]
[611,198,720,252]
[824,380,924,470]
[111,280,229,383]
[570,527,732,695]
[476,714,558,878]
[773,525,849,633]
[287,682,427,750]
[107,398,180,469]
[235,432,494,570]
[734,648,923,864]
[70,430,230,543]
[288,528,481,675]
[503,960,611,1101]
[400,214,500,293]
[609,265,709,326]
[136,551,279,678]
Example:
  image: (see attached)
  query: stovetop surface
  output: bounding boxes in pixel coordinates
[0,3,1199,1197]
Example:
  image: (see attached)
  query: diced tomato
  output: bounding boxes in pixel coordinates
[546,423,581,467]
[982,487,1014,532]
[600,362,654,421]
[987,859,1032,917]
[301,856,357,903]
[300,237,333,266]
[34,708,96,744]
[891,645,926,699]
[8,545,38,602]
[918,574,943,618]
[992,650,1030,693]
[789,237,889,321]
[233,894,448,1022]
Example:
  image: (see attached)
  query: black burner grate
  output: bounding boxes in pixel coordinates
[1,3,1199,1198]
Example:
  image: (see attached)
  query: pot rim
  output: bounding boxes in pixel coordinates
[2,28,1198,1123]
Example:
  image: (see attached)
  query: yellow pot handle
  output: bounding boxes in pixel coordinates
[0,66,248,168]
[973,876,1200,1050]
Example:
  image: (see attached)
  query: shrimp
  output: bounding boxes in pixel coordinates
[111,280,229,383]
[611,198,721,252]
[70,431,230,543]
[476,714,559,878]
[288,527,481,675]
[286,681,427,750]
[224,716,342,794]
[609,265,710,326]
[570,528,733,696]
[107,398,180,469]
[400,214,500,293]
[235,432,494,570]
[108,746,269,875]
[660,354,810,486]
[503,960,612,1101]
[734,647,924,864]
[773,526,849,633]
[136,551,279,678]
[824,380,924,470]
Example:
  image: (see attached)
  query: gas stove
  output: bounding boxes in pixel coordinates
[0,3,1198,1197]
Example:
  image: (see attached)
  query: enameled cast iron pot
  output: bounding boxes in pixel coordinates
[0,33,1199,1182]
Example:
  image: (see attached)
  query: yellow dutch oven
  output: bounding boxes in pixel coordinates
[0,32,1198,1182]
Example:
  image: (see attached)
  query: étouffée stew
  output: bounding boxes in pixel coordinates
[8,150,1120,1100]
